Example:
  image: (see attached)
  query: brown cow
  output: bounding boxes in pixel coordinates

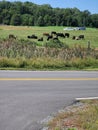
[43,33,50,36]
[9,34,16,39]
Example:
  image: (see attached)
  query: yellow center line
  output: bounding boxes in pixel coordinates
[0,78,98,81]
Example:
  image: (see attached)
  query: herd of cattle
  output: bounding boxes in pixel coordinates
[8,31,84,41]
[27,31,84,41]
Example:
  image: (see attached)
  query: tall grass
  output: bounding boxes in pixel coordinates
[0,39,98,59]
[0,38,98,70]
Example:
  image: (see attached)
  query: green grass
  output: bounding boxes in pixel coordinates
[0,57,98,70]
[0,25,98,70]
[0,25,98,48]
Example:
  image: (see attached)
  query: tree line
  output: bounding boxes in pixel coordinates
[0,1,98,27]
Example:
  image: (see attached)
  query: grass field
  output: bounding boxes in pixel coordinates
[0,25,98,70]
[0,25,98,48]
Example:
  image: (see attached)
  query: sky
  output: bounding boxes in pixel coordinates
[6,0,98,14]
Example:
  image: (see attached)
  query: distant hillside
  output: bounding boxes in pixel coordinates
[0,1,98,27]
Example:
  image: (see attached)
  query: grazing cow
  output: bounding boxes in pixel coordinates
[38,37,43,41]
[75,36,80,40]
[72,36,76,40]
[79,35,84,39]
[9,34,16,39]
[27,36,31,38]
[65,33,70,38]
[27,34,37,39]
[51,31,57,35]
[72,36,80,40]
[43,33,50,37]
[31,35,38,39]
[56,33,65,38]
[72,35,84,40]
[53,37,59,41]
[47,35,53,41]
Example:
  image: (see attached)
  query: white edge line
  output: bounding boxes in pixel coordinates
[76,97,98,101]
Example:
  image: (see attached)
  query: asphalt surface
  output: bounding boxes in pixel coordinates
[0,71,98,130]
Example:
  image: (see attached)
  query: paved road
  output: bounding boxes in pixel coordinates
[0,71,98,130]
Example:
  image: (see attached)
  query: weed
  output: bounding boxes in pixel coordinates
[0,34,98,70]
[48,100,98,130]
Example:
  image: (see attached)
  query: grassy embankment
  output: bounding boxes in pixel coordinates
[47,100,98,130]
[0,25,98,70]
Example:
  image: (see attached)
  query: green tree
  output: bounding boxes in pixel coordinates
[21,14,30,25]
[1,9,11,25]
[0,1,98,27]
[91,14,98,28]
[10,14,21,25]
[0,15,3,23]
[37,16,44,26]
[44,15,51,26]
[28,16,34,26]
[81,10,91,26]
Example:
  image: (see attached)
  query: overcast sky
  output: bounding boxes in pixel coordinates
[7,0,98,14]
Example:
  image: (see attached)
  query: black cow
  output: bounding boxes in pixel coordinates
[72,35,84,40]
[47,35,53,41]
[31,35,38,39]
[56,33,65,38]
[27,34,38,39]
[53,37,59,41]
[38,37,43,41]
[65,33,70,38]
[72,36,80,40]
[72,36,76,40]
[27,36,31,38]
[51,31,57,35]
[79,35,84,39]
